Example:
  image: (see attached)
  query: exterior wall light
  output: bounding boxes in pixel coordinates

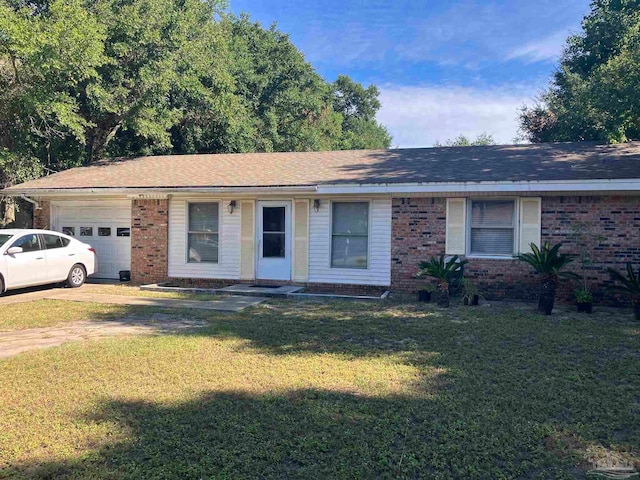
[228,200,236,214]
[313,199,321,213]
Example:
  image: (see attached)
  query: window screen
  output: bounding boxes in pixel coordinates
[469,200,515,256]
[331,202,369,268]
[188,203,219,263]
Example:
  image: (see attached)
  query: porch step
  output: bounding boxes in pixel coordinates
[215,284,304,298]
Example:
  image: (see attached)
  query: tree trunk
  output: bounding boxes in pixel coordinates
[538,276,557,315]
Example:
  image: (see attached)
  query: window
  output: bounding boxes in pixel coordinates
[42,234,65,249]
[188,203,219,263]
[469,200,515,256]
[11,234,41,252]
[116,228,130,237]
[262,206,286,258]
[98,227,111,237]
[62,227,75,236]
[80,227,93,236]
[0,234,13,247]
[331,202,369,268]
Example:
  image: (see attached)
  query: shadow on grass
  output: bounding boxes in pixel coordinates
[10,389,578,479]
[5,300,640,478]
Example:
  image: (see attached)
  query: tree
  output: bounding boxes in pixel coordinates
[0,2,391,190]
[519,0,640,143]
[331,75,391,149]
[434,132,495,147]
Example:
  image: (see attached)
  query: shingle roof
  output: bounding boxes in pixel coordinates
[6,141,640,191]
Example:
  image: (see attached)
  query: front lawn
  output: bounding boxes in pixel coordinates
[0,300,638,478]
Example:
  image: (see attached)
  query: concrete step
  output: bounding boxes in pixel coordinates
[215,284,304,298]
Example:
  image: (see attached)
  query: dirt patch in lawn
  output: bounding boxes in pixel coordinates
[0,313,208,359]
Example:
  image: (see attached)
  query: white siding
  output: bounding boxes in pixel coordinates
[308,198,391,286]
[168,198,241,279]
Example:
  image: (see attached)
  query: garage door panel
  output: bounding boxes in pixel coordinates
[52,202,131,279]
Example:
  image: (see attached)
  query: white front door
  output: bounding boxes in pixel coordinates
[256,201,291,281]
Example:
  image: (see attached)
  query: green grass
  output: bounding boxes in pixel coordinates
[0,300,141,331]
[0,300,638,478]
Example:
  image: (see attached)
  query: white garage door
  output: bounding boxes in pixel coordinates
[51,201,131,279]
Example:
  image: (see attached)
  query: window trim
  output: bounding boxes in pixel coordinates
[329,199,371,270]
[465,197,519,259]
[186,201,221,264]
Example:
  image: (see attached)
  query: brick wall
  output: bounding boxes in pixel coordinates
[131,199,169,284]
[391,195,640,304]
[33,200,50,230]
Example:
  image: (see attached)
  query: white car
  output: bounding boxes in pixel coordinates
[0,229,97,294]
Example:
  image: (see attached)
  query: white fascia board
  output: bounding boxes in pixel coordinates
[316,179,640,194]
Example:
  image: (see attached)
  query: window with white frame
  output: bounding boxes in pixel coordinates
[468,199,515,256]
[331,202,369,268]
[188,203,219,263]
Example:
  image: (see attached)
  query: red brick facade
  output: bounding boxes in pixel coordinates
[131,199,169,284]
[33,200,51,230]
[391,195,640,304]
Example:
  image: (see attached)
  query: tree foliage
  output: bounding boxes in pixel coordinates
[519,0,640,143]
[434,132,495,147]
[0,2,391,187]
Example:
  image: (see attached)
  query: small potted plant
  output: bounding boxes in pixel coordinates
[516,242,579,315]
[569,222,605,314]
[416,255,468,308]
[607,264,640,321]
[417,284,436,303]
[574,288,593,313]
[461,278,481,306]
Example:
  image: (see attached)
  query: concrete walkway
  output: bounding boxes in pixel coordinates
[0,286,266,312]
[0,316,209,359]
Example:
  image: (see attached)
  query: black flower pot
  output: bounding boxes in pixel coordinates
[538,278,556,315]
[437,292,450,308]
[577,302,593,314]
[418,291,432,303]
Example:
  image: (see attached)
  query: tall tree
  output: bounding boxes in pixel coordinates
[0,2,392,189]
[331,75,391,149]
[519,0,640,143]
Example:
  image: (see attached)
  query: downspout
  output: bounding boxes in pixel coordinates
[20,194,41,210]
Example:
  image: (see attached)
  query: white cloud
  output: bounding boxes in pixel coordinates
[505,30,571,63]
[377,84,541,148]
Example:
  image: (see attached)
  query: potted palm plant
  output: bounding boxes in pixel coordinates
[516,242,579,315]
[607,264,640,320]
[417,255,468,307]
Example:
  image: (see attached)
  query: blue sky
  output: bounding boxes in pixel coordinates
[229,0,592,147]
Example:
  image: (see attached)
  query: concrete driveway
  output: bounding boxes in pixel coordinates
[0,284,267,359]
[0,284,266,312]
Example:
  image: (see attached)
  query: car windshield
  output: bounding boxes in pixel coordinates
[0,234,14,247]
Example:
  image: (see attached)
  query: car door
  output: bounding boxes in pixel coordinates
[4,234,47,288]
[41,233,73,282]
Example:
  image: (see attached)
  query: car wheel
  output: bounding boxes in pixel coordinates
[0,276,4,296]
[67,264,86,288]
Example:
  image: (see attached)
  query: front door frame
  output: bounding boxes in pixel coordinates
[256,200,292,281]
